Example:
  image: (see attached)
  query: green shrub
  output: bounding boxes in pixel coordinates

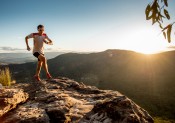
[154,117,175,123]
[0,68,11,86]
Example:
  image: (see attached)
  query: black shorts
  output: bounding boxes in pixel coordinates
[33,52,44,61]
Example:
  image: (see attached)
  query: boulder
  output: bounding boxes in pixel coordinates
[0,88,28,117]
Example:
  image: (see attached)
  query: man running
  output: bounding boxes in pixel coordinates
[25,24,53,81]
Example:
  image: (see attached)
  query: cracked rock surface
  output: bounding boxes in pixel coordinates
[0,77,154,123]
[0,88,29,117]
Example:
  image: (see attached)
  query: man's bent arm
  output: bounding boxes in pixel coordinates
[44,38,53,45]
[47,39,53,45]
[25,36,31,51]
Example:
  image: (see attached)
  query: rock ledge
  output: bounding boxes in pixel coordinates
[0,77,154,123]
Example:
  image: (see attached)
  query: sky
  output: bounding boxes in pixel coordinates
[0,0,175,54]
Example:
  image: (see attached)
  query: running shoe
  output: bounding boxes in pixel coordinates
[34,75,41,81]
[46,73,52,79]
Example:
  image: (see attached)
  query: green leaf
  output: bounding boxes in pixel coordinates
[164,0,168,7]
[159,23,163,29]
[152,18,157,25]
[145,4,152,20]
[167,25,172,43]
[162,24,171,32]
[164,9,170,19]
[163,31,166,39]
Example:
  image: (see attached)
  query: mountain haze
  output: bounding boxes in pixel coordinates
[0,52,64,64]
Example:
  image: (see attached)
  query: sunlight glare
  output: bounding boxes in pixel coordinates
[118,25,169,54]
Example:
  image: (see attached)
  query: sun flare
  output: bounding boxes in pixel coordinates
[117,25,169,54]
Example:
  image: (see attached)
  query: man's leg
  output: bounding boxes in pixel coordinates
[35,61,43,76]
[38,54,52,79]
[38,55,49,74]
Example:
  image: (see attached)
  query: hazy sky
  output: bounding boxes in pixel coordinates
[0,0,175,53]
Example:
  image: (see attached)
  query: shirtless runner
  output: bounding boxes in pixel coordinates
[25,24,53,81]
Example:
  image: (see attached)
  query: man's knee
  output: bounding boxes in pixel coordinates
[38,61,43,65]
[38,55,46,62]
[42,57,47,63]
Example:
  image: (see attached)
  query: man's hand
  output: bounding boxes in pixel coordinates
[27,46,31,51]
[48,41,53,45]
[44,39,53,45]
[25,36,31,51]
[47,39,53,45]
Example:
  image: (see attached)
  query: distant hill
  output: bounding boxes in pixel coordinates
[7,49,175,119]
[0,52,64,64]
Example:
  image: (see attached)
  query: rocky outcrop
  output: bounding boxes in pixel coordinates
[0,88,29,117]
[0,77,154,123]
[80,96,153,123]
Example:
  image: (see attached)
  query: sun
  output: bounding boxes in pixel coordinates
[129,39,167,54]
[118,25,169,54]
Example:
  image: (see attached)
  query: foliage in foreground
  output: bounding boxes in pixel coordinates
[154,117,175,123]
[146,0,175,43]
[0,67,11,86]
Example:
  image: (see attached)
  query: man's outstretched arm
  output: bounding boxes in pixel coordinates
[25,36,31,51]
